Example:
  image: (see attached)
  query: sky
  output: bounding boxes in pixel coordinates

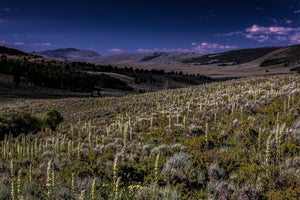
[1,0,300,55]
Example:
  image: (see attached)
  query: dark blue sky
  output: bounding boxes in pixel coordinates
[1,0,300,55]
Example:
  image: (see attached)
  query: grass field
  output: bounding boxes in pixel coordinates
[0,74,299,199]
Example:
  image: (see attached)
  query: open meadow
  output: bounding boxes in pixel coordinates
[0,74,299,199]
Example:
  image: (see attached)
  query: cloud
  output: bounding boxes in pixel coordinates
[294,9,300,13]
[216,31,242,37]
[219,24,300,43]
[30,42,52,46]
[3,8,11,12]
[285,19,292,24]
[137,48,190,53]
[0,40,54,47]
[0,40,8,45]
[107,48,123,53]
[136,43,236,54]
[290,32,300,43]
[246,24,296,35]
[245,33,269,42]
[192,42,236,54]
[244,24,300,43]
[0,19,4,23]
[268,18,278,24]
[13,42,24,46]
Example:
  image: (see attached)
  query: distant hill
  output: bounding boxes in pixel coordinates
[182,47,281,65]
[260,45,300,67]
[34,48,103,62]
[0,46,32,56]
[35,48,199,64]
[100,52,199,64]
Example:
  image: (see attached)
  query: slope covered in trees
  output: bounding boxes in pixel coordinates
[0,55,132,91]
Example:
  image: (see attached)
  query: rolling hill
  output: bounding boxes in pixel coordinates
[35,49,199,64]
[34,45,300,71]
[181,46,281,65]
[34,48,103,62]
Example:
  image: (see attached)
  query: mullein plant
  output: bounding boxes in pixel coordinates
[205,123,209,150]
[91,178,96,200]
[114,177,121,200]
[122,126,128,163]
[113,156,118,184]
[17,168,24,200]
[71,173,76,199]
[154,154,160,184]
[257,127,262,152]
[80,190,85,200]
[29,165,32,183]
[10,160,16,200]
[275,123,285,165]
[265,134,272,167]
[46,160,53,199]
[77,142,81,161]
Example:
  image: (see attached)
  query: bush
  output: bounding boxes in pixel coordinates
[43,109,63,131]
[0,183,10,200]
[161,152,192,184]
[0,112,43,140]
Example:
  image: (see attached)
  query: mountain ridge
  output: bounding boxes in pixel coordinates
[34,48,200,64]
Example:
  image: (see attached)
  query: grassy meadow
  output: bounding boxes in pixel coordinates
[0,74,299,199]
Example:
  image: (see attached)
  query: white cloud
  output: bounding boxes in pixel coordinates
[245,33,269,42]
[137,43,236,54]
[219,24,300,43]
[13,42,24,46]
[244,24,300,43]
[216,31,242,37]
[137,48,190,53]
[107,48,123,53]
[290,32,300,43]
[285,19,292,24]
[192,42,236,54]
[31,42,52,46]
[294,9,300,13]
[0,40,8,45]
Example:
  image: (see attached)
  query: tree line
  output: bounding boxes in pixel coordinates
[0,55,132,91]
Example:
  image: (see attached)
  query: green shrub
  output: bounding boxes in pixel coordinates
[0,183,10,200]
[43,109,63,131]
[0,112,42,140]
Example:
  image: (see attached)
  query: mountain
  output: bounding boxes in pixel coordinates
[100,51,199,64]
[181,47,281,65]
[34,48,103,62]
[35,48,199,64]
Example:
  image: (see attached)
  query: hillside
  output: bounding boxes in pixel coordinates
[0,46,212,97]
[101,52,199,64]
[35,48,103,62]
[35,49,199,64]
[0,74,299,199]
[181,47,280,65]
[0,46,32,56]
[33,46,297,79]
[260,45,300,67]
